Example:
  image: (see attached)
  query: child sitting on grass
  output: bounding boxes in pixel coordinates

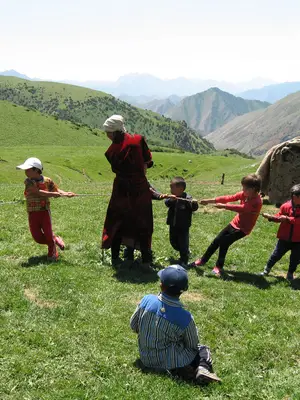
[130,264,221,384]
[260,184,300,281]
[190,174,262,276]
[165,177,198,267]
[17,157,76,261]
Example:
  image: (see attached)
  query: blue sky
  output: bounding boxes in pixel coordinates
[1,0,300,82]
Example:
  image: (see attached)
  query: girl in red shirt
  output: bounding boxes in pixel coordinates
[189,174,262,276]
[260,184,300,281]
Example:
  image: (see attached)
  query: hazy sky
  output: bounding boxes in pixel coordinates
[1,0,300,82]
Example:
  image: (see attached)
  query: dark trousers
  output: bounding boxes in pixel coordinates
[202,224,246,268]
[266,239,300,274]
[111,236,152,263]
[169,226,189,263]
[173,345,213,379]
[124,246,153,263]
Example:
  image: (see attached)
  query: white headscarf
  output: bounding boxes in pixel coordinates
[103,115,126,133]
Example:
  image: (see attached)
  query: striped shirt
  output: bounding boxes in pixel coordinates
[130,293,199,370]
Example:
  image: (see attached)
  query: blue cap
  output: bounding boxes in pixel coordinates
[158,265,189,291]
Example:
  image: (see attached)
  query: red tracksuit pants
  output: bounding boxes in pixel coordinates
[28,211,56,257]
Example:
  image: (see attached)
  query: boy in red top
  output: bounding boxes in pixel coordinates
[260,184,300,281]
[189,174,262,276]
[17,157,75,261]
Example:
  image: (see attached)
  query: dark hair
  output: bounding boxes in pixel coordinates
[241,174,261,192]
[32,167,42,175]
[170,176,186,190]
[291,184,300,196]
[111,131,125,143]
[163,285,184,297]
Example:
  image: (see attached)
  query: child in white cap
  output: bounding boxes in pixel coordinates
[16,157,76,261]
[130,265,221,384]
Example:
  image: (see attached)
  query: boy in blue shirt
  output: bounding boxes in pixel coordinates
[130,265,221,384]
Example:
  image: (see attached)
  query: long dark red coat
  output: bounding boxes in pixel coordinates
[102,133,153,250]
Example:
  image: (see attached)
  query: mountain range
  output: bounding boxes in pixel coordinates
[3,71,300,157]
[64,74,276,97]
[0,70,275,97]
[206,90,300,155]
[239,82,300,103]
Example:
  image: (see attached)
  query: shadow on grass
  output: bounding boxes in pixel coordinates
[167,256,197,271]
[213,270,300,291]
[223,270,272,289]
[21,255,49,268]
[290,278,300,290]
[113,262,159,284]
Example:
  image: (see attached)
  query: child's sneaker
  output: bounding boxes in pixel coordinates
[286,272,294,282]
[47,250,59,262]
[189,259,205,268]
[259,266,271,276]
[196,366,221,384]
[55,236,65,251]
[212,266,223,277]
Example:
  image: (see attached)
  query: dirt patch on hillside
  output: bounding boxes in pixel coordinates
[24,288,58,309]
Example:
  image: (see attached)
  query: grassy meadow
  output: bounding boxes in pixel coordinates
[1,145,300,400]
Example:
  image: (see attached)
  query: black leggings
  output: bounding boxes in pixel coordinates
[201,224,246,268]
[111,235,152,263]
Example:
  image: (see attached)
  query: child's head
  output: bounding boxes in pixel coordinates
[158,265,189,298]
[291,184,300,206]
[170,176,186,196]
[16,158,43,179]
[241,174,261,197]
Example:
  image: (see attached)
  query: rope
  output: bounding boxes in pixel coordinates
[75,193,107,197]
[0,200,24,206]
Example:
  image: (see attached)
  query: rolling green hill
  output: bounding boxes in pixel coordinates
[0,101,107,147]
[0,77,214,154]
[166,87,270,135]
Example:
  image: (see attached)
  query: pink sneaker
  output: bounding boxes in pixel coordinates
[55,236,65,250]
[212,266,223,276]
[189,259,205,268]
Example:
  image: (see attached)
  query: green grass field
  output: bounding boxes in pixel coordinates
[1,146,300,399]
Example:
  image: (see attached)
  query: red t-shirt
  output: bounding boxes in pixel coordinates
[215,191,262,235]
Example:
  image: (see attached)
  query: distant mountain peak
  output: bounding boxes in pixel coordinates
[0,69,31,80]
[166,88,270,135]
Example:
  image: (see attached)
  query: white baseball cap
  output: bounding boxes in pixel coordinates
[16,157,43,171]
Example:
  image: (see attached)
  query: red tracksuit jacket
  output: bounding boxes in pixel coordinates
[270,200,300,242]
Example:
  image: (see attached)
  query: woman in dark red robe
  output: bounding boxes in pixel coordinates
[101,115,153,269]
